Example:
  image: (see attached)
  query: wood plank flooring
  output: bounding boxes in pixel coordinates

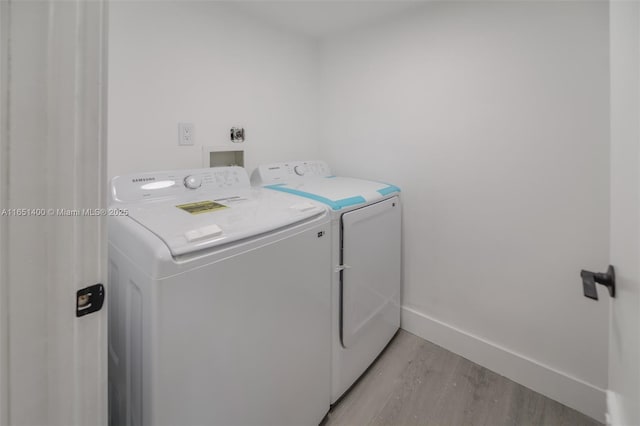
[325,330,601,426]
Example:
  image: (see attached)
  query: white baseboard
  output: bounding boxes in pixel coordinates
[401,306,606,423]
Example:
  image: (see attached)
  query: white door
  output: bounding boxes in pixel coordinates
[341,197,401,348]
[607,2,640,425]
[0,1,108,425]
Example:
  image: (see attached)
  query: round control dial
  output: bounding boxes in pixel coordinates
[184,175,202,189]
[294,165,306,176]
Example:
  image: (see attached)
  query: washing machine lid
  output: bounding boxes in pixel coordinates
[126,188,325,256]
[264,177,400,211]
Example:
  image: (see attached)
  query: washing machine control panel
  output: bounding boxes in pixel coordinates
[251,160,332,185]
[111,166,250,203]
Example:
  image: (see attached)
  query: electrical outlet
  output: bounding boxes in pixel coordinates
[179,123,194,146]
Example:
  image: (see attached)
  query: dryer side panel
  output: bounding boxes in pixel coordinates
[341,196,401,349]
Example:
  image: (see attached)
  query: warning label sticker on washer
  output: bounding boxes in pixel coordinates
[176,201,228,215]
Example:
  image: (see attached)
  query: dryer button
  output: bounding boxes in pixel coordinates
[185,224,223,242]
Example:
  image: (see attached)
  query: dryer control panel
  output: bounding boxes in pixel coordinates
[251,160,332,185]
[111,166,250,203]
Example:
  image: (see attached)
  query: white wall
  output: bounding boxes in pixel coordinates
[108,1,321,179]
[320,2,610,421]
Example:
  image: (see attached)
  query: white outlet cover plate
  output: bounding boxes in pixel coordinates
[179,123,194,146]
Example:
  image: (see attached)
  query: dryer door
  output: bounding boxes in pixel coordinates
[341,196,401,348]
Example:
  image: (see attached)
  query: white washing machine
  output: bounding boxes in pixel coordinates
[251,161,401,404]
[108,166,332,426]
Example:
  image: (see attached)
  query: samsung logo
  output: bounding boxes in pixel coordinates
[268,167,281,170]
[132,177,156,183]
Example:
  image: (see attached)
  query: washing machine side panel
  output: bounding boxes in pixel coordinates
[152,222,331,426]
[340,196,401,348]
[108,215,173,277]
[108,242,159,426]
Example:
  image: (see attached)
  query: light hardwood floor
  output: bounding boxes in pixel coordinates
[325,330,601,426]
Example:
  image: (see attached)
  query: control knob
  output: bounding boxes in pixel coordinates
[184,175,202,189]
[294,165,306,176]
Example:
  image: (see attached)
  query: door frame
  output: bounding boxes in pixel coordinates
[607,1,640,424]
[0,0,9,423]
[0,0,109,424]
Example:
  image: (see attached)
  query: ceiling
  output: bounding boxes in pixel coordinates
[229,1,425,39]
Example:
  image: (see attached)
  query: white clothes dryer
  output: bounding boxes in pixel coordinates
[108,166,332,426]
[251,161,401,404]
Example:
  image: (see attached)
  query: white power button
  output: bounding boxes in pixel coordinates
[184,175,202,189]
[294,165,305,176]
